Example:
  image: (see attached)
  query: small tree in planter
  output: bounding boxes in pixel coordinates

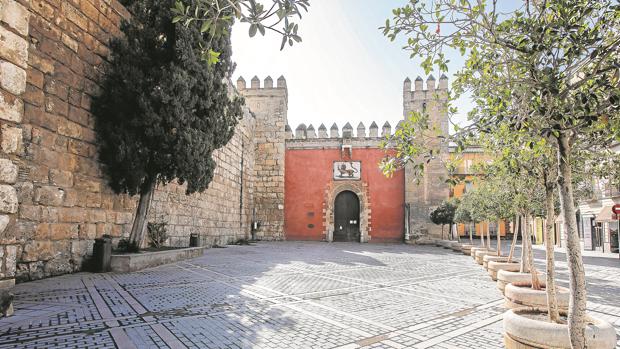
[382,1,619,347]
[92,0,244,247]
[430,199,458,241]
[454,200,474,245]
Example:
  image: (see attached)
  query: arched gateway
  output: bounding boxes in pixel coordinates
[333,191,360,242]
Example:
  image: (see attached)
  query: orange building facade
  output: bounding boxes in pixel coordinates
[449,147,508,238]
[284,140,405,242]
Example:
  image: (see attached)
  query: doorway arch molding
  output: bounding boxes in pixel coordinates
[323,181,371,242]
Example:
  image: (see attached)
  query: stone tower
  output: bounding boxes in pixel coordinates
[237,76,288,240]
[403,74,450,240]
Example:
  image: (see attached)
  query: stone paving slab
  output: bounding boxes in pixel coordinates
[0,242,618,348]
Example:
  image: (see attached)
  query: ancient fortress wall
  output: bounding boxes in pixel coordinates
[403,75,450,239]
[237,77,287,241]
[0,0,285,282]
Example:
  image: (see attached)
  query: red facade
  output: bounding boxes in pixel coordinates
[284,148,405,242]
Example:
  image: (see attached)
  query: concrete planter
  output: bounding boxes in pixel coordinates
[482,254,506,270]
[469,246,487,260]
[503,308,617,349]
[474,249,496,265]
[504,283,569,311]
[497,270,546,294]
[460,244,474,255]
[487,260,520,281]
[449,241,462,252]
[110,246,206,273]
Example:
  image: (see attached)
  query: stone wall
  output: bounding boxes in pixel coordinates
[0,0,282,282]
[402,75,450,240]
[149,110,256,247]
[237,76,287,240]
[0,0,29,281]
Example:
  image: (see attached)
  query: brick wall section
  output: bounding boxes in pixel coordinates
[0,0,29,281]
[0,0,267,282]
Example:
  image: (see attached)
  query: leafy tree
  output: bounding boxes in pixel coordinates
[430,199,458,240]
[172,0,309,64]
[92,0,244,246]
[382,1,620,345]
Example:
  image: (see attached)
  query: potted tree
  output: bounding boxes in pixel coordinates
[454,201,475,255]
[430,199,460,250]
[381,1,619,347]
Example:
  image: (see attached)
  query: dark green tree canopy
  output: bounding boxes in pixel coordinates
[92,0,243,196]
[430,199,458,226]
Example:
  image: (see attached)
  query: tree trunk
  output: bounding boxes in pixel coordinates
[544,171,560,323]
[520,215,529,273]
[526,215,542,290]
[441,224,444,241]
[487,222,491,250]
[557,133,587,348]
[497,220,502,256]
[480,223,485,247]
[508,216,519,262]
[129,177,157,247]
[469,222,473,244]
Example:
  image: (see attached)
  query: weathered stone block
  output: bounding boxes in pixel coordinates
[0,214,8,233]
[50,223,79,240]
[0,90,23,122]
[49,169,73,187]
[15,181,33,204]
[0,159,17,184]
[0,61,26,95]
[21,240,53,262]
[0,125,22,154]
[45,95,69,116]
[0,185,17,213]
[73,174,100,192]
[61,33,79,53]
[78,223,96,239]
[19,204,40,221]
[0,0,29,36]
[0,27,28,68]
[34,223,49,239]
[34,186,65,206]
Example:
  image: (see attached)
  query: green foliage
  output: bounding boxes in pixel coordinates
[382,3,620,342]
[117,238,140,253]
[382,0,620,176]
[147,222,169,248]
[454,203,474,223]
[172,0,309,64]
[430,199,458,226]
[92,0,244,197]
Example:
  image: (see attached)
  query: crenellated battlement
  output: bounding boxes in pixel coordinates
[237,75,288,105]
[403,74,448,93]
[286,121,393,140]
[237,75,287,90]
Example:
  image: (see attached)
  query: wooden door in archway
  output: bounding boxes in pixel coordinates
[333,191,360,242]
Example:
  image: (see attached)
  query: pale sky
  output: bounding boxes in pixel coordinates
[231,1,473,133]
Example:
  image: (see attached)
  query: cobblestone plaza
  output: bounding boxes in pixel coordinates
[1,242,618,349]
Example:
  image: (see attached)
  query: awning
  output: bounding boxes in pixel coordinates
[595,205,614,222]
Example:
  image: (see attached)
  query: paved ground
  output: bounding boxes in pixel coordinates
[0,242,618,349]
